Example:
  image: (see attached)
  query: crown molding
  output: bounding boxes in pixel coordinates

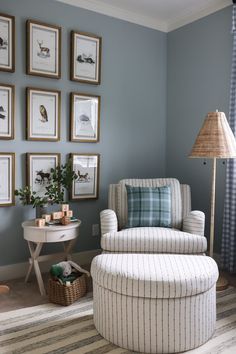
[55,0,168,32]
[167,0,231,32]
[55,0,231,33]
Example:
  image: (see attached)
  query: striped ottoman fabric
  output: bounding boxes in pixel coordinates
[91,254,219,354]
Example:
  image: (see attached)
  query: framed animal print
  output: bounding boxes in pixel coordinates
[70,92,100,142]
[71,153,100,200]
[26,20,61,79]
[0,13,15,72]
[0,153,15,206]
[26,87,60,141]
[27,153,60,198]
[71,31,101,85]
[0,83,14,139]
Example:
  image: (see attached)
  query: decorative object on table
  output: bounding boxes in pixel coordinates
[35,218,46,227]
[0,13,15,72]
[26,87,61,141]
[71,30,101,85]
[71,153,100,200]
[48,260,89,305]
[66,210,73,217]
[26,20,61,79]
[61,216,71,225]
[42,214,51,222]
[189,110,236,290]
[0,152,15,207]
[70,92,100,142]
[15,157,78,217]
[61,203,69,212]
[0,83,14,140]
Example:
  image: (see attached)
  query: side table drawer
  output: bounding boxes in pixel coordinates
[45,228,78,242]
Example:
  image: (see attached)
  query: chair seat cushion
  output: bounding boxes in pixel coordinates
[91,254,218,299]
[101,227,207,254]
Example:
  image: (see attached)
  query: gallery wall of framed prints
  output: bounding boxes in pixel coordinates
[0,12,102,205]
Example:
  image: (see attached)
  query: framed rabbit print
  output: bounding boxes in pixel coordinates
[0,13,15,72]
[0,153,15,206]
[26,20,61,79]
[71,153,100,200]
[26,87,60,141]
[71,31,101,84]
[0,83,14,139]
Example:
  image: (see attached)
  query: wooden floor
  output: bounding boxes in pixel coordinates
[0,269,236,314]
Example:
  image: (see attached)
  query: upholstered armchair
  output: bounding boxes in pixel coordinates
[100,178,207,254]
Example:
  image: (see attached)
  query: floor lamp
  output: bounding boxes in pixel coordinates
[189,111,236,290]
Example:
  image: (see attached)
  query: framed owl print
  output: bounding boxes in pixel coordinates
[26,87,60,141]
[0,13,15,72]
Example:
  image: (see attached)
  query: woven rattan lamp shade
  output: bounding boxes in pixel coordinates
[189,111,236,158]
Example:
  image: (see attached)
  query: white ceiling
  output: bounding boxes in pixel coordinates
[56,0,231,32]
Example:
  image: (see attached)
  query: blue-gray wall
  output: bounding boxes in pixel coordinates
[0,0,167,266]
[167,6,232,252]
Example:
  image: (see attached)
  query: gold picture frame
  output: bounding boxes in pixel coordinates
[0,13,15,73]
[0,152,15,206]
[26,19,61,79]
[26,87,61,141]
[71,153,100,200]
[0,83,15,140]
[70,92,100,142]
[26,153,61,197]
[71,31,101,85]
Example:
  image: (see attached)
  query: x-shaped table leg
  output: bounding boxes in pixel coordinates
[25,241,45,296]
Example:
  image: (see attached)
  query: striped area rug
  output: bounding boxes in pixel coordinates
[1,288,236,354]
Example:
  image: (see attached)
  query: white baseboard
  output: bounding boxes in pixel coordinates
[0,249,101,281]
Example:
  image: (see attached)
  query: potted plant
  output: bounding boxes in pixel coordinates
[15,159,78,217]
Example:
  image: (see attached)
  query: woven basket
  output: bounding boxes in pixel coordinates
[48,273,87,306]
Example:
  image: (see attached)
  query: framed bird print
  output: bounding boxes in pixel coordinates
[70,92,100,142]
[71,153,100,200]
[26,87,60,141]
[27,153,60,198]
[71,31,101,85]
[0,13,15,72]
[26,20,61,79]
[0,83,14,140]
[0,153,15,206]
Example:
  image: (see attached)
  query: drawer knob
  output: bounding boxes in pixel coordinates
[60,234,66,238]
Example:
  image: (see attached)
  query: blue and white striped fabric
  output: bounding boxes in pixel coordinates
[221,5,236,273]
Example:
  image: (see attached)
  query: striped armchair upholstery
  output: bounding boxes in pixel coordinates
[100,179,207,254]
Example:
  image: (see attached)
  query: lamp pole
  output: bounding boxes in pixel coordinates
[209,157,216,258]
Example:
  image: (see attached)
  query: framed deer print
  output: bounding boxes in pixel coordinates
[71,153,99,200]
[70,92,100,142]
[71,31,101,84]
[27,153,60,197]
[0,13,15,72]
[0,153,15,206]
[27,87,60,141]
[0,83,14,139]
[26,20,61,79]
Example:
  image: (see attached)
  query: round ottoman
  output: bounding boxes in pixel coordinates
[91,254,218,354]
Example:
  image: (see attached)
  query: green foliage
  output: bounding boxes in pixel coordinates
[15,158,78,207]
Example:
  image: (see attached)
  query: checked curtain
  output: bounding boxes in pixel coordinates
[221,5,236,273]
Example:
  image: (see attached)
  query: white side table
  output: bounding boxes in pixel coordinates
[22,220,81,296]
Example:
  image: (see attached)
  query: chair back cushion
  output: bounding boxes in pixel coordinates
[126,185,171,228]
[117,178,182,229]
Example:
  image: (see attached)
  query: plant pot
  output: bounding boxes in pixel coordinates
[35,205,49,218]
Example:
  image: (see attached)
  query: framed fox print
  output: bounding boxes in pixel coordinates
[0,83,14,139]
[71,31,101,84]
[27,87,60,141]
[0,13,15,72]
[26,20,61,79]
[71,153,99,200]
[0,153,15,206]
[27,153,60,197]
[70,92,100,142]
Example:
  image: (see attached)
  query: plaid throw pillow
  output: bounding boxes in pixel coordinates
[126,185,171,228]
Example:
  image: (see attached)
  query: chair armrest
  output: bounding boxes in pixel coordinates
[182,210,205,236]
[100,209,118,236]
